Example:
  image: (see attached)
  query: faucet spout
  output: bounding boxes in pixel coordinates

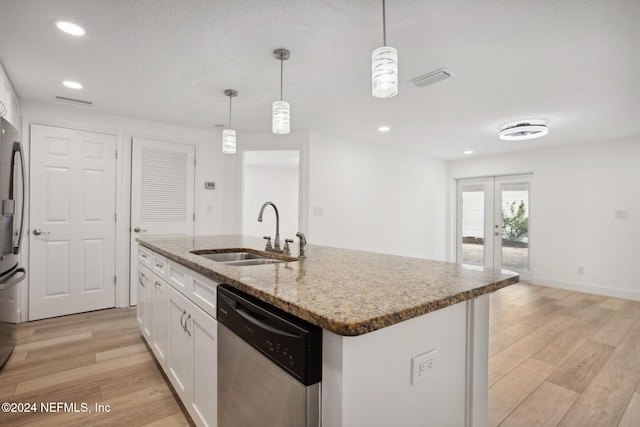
[257,201,280,250]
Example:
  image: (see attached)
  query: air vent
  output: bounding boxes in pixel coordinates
[56,96,93,107]
[409,68,455,88]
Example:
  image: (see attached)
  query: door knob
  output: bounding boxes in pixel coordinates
[32,228,50,236]
[133,227,148,233]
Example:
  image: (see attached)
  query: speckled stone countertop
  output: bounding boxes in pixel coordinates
[137,235,519,336]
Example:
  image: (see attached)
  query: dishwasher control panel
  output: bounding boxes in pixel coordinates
[217,284,322,386]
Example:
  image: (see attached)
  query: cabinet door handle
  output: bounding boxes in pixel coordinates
[180,310,187,330]
[185,314,192,336]
[139,272,146,288]
[155,262,163,268]
[154,281,161,287]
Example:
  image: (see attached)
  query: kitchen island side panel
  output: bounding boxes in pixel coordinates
[322,300,468,427]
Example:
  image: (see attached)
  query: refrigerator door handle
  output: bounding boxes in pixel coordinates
[0,267,26,291]
[10,142,25,255]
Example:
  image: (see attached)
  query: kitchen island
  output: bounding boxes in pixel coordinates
[136,235,518,427]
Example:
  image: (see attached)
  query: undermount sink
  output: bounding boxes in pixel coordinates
[190,249,297,266]
[196,252,267,262]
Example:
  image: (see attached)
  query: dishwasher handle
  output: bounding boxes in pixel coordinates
[222,294,299,339]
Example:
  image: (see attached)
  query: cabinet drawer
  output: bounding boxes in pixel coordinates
[138,245,152,267]
[167,259,194,295]
[191,270,218,319]
[152,252,168,278]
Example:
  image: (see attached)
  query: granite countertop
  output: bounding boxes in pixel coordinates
[137,235,519,336]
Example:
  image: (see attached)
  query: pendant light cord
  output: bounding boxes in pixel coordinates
[280,57,284,101]
[382,0,387,46]
[228,95,232,128]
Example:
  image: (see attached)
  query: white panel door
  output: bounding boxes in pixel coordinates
[29,125,117,320]
[130,138,195,305]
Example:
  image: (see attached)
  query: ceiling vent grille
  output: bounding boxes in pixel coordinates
[409,68,455,88]
[56,96,93,107]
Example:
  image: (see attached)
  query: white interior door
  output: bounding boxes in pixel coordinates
[130,138,195,305]
[29,125,117,320]
[456,174,532,279]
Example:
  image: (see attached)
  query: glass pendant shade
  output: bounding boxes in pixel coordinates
[222,129,236,154]
[372,46,398,98]
[272,101,290,134]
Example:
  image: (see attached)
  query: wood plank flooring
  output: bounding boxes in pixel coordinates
[1,282,639,426]
[0,308,192,426]
[490,282,640,427]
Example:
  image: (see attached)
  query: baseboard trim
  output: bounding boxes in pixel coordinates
[531,276,640,301]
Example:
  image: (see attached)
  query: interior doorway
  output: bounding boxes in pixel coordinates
[456,174,532,279]
[242,151,300,242]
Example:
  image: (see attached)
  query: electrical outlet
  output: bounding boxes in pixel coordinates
[411,349,437,385]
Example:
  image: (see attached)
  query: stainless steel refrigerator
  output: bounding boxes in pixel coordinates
[0,117,26,370]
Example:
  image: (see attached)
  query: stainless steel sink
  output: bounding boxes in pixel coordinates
[223,258,285,266]
[190,249,296,266]
[196,252,266,262]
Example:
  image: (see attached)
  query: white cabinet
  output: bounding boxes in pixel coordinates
[0,62,19,127]
[137,250,218,427]
[151,275,168,367]
[166,284,218,427]
[136,264,152,340]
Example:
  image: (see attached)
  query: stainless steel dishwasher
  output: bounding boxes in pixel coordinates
[217,284,322,427]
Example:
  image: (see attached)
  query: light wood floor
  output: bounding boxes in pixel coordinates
[489,282,640,427]
[0,308,192,426]
[1,283,639,426]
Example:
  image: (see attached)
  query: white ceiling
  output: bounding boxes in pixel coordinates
[1,0,639,160]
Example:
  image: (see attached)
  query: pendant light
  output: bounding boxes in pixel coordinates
[222,89,237,154]
[272,48,291,134]
[372,0,398,98]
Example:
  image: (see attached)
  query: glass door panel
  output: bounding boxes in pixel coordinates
[459,185,486,265]
[498,181,530,272]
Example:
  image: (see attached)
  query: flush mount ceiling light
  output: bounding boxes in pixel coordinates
[378,126,391,132]
[464,150,473,155]
[372,0,398,98]
[499,120,548,141]
[272,48,291,135]
[222,89,238,154]
[62,80,83,89]
[56,21,85,36]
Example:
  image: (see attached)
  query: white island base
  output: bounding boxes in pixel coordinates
[322,295,489,427]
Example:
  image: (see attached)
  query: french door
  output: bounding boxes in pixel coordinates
[456,174,532,279]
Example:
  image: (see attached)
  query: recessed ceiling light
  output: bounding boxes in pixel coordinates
[378,126,391,132]
[464,150,473,155]
[56,21,85,36]
[499,120,548,141]
[62,80,83,89]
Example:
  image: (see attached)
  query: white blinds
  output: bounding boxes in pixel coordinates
[140,148,188,222]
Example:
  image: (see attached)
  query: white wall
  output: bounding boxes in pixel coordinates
[449,137,640,300]
[19,101,240,318]
[243,164,299,241]
[308,132,449,260]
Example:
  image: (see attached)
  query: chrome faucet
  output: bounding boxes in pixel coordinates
[258,201,281,252]
[296,232,307,258]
